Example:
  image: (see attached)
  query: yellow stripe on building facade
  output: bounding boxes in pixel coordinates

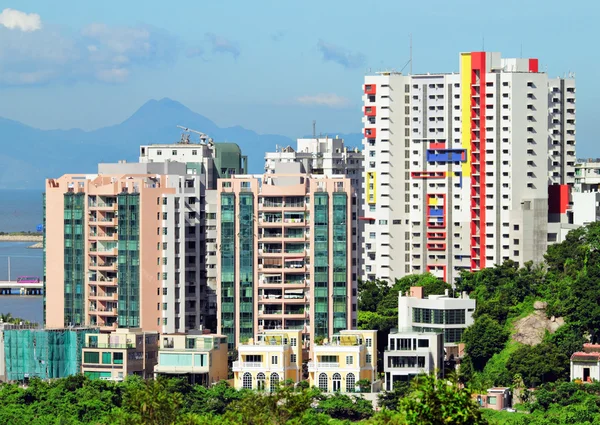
[460,53,472,178]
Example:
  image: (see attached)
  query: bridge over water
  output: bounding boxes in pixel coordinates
[0,281,43,295]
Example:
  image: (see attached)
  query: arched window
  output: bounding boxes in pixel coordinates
[318,373,328,392]
[332,373,342,392]
[270,372,280,392]
[346,373,356,393]
[242,372,252,390]
[257,372,266,391]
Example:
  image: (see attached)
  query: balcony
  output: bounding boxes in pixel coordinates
[283,295,307,303]
[259,233,283,241]
[95,248,118,256]
[284,311,308,318]
[259,310,283,316]
[232,361,263,371]
[308,362,340,371]
[283,218,306,226]
[89,232,118,241]
[97,218,118,226]
[95,307,117,316]
[92,278,118,286]
[84,342,134,349]
[89,262,117,271]
[99,322,118,332]
[93,292,118,301]
[284,279,308,287]
[259,294,282,301]
[89,202,117,211]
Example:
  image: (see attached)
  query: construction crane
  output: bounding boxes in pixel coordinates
[177,125,214,146]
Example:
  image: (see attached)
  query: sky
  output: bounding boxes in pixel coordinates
[0,0,598,155]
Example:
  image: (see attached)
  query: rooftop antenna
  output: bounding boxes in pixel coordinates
[409,33,413,75]
[520,44,523,59]
[176,125,210,145]
[400,34,412,74]
[482,36,485,51]
[312,120,316,139]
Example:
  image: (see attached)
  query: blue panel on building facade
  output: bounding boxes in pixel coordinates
[426,149,467,164]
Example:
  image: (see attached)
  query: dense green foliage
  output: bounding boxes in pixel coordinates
[0,373,488,424]
[483,382,600,424]
[463,314,509,371]
[453,222,600,389]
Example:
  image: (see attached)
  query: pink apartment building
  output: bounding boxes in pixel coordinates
[216,164,358,349]
[44,162,207,334]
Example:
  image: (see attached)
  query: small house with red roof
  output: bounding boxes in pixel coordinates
[570,343,600,383]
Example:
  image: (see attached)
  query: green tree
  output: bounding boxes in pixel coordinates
[318,393,374,421]
[396,374,488,425]
[506,342,569,388]
[463,314,509,371]
[223,380,321,425]
[358,279,391,312]
[392,273,451,299]
[111,377,185,425]
[377,381,410,411]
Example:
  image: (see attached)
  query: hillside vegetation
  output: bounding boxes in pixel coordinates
[0,374,487,425]
[455,222,600,389]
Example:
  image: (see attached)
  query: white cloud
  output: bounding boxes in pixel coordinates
[0,8,41,32]
[0,22,176,86]
[296,94,351,108]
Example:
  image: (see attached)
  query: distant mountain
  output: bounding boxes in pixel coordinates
[0,98,297,190]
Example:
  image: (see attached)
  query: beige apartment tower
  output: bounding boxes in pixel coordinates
[44,162,207,334]
[216,165,357,349]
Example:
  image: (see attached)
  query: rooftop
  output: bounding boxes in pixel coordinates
[571,352,600,361]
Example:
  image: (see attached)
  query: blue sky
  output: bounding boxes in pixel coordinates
[0,0,597,155]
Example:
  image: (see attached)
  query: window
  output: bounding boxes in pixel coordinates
[256,372,266,391]
[366,354,372,364]
[346,355,354,365]
[271,355,278,365]
[318,373,328,392]
[366,338,372,347]
[113,352,123,365]
[84,352,99,364]
[242,372,252,389]
[332,373,342,392]
[290,337,297,347]
[346,373,356,393]
[270,373,279,392]
[102,352,111,364]
[369,232,376,239]
[418,339,430,348]
[291,354,297,363]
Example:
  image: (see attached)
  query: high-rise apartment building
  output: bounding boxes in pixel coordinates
[139,133,248,329]
[44,162,207,334]
[265,137,362,188]
[362,51,576,284]
[216,163,357,349]
[265,137,364,291]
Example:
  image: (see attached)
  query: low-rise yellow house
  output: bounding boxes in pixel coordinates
[154,332,228,385]
[233,329,302,391]
[308,330,377,393]
[81,328,159,381]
